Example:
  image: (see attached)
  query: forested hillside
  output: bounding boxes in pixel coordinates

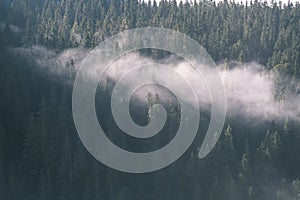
[1,0,300,73]
[1,0,300,199]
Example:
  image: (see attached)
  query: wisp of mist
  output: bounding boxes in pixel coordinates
[13,46,300,122]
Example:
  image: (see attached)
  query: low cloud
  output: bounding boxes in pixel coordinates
[11,47,300,121]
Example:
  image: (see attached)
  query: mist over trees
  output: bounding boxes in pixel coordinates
[1,0,300,199]
[2,0,300,75]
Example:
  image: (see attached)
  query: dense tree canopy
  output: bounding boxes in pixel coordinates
[0,0,300,199]
[2,0,300,76]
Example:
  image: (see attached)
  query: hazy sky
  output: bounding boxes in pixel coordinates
[173,0,299,5]
[213,0,299,4]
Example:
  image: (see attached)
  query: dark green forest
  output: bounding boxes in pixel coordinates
[1,0,300,199]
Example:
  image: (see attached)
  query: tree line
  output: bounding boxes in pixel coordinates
[0,0,300,199]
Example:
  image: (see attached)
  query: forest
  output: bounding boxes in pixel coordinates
[1,0,300,199]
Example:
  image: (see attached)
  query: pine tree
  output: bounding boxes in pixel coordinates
[3,23,12,46]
